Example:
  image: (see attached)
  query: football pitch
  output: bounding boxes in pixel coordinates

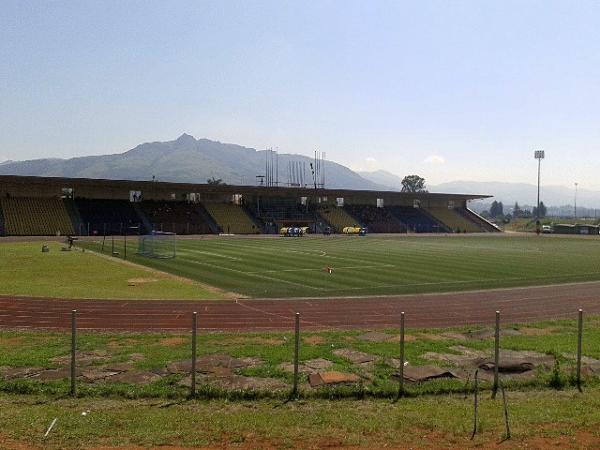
[94,234,600,299]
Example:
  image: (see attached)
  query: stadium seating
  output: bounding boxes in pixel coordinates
[0,197,75,236]
[0,193,497,236]
[252,198,314,231]
[75,199,146,235]
[317,206,361,233]
[426,208,483,233]
[343,205,406,233]
[387,206,448,233]
[0,202,5,236]
[203,203,259,234]
[138,201,214,235]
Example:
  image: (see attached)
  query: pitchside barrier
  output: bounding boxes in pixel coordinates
[76,222,207,236]
[4,308,589,441]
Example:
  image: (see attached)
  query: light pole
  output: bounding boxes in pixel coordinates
[574,182,578,218]
[534,150,545,219]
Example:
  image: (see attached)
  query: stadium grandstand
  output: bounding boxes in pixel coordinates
[0,197,75,236]
[0,175,497,236]
[139,200,215,235]
[387,206,449,233]
[427,207,488,233]
[75,198,145,236]
[343,204,406,233]
[317,206,362,233]
[203,202,260,234]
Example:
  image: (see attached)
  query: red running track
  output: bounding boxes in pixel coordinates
[1,282,599,331]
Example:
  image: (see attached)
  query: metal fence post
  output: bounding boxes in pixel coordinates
[398,311,405,398]
[70,309,77,397]
[577,308,583,392]
[191,312,197,398]
[470,369,479,440]
[492,310,500,399]
[292,312,300,398]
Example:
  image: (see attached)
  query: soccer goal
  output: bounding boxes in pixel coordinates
[137,231,177,259]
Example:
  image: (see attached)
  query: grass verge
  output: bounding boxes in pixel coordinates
[2,388,600,449]
[0,242,223,300]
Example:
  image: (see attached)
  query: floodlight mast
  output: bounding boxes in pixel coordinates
[574,182,579,218]
[534,150,545,219]
[310,161,318,233]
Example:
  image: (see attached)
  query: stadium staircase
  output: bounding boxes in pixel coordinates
[139,201,214,235]
[0,197,75,236]
[203,203,259,234]
[241,204,266,233]
[387,206,449,233]
[194,203,220,234]
[75,199,146,236]
[64,199,84,235]
[132,203,153,233]
[343,205,406,233]
[425,207,484,233]
[457,208,501,232]
[317,206,362,233]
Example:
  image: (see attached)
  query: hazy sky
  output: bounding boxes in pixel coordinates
[1,1,599,188]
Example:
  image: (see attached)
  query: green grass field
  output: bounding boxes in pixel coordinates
[4,235,600,300]
[2,389,600,449]
[85,234,600,298]
[0,242,222,300]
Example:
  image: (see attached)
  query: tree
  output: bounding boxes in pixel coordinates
[533,201,547,218]
[207,177,225,185]
[490,201,499,217]
[513,202,522,218]
[489,201,504,218]
[401,175,427,193]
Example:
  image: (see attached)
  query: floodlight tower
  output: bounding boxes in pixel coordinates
[574,182,579,218]
[534,150,545,219]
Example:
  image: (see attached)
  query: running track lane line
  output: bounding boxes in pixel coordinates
[0,282,599,331]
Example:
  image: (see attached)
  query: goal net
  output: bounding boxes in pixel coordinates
[137,231,177,259]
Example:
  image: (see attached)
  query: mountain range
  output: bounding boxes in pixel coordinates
[0,134,383,191]
[1,134,597,208]
[357,171,599,210]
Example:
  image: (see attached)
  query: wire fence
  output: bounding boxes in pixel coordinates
[0,308,589,403]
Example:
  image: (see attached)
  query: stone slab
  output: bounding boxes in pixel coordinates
[309,371,360,388]
[333,349,376,365]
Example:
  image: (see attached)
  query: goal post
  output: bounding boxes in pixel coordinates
[137,231,177,259]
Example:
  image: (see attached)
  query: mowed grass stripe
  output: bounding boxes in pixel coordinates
[160,236,591,294]
[177,236,600,291]
[81,235,600,298]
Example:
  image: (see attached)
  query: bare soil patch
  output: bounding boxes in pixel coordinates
[159,337,187,347]
[519,327,559,336]
[127,278,158,286]
[303,335,326,345]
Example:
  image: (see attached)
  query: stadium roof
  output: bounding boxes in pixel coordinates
[0,174,492,200]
